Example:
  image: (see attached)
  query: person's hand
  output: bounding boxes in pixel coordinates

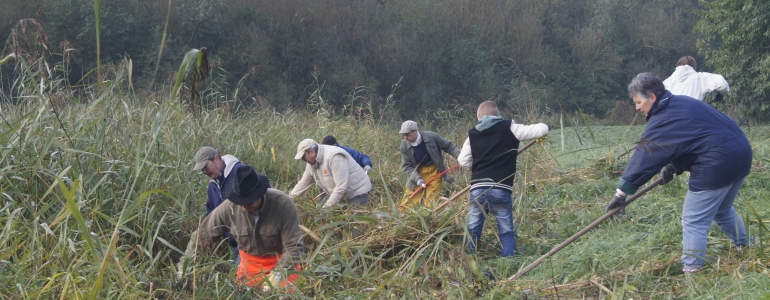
[714,92,724,103]
[364,165,372,174]
[659,164,676,184]
[536,135,548,145]
[417,179,426,189]
[606,193,627,215]
[261,272,283,292]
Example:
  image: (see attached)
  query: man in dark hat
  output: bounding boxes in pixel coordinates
[178,165,304,292]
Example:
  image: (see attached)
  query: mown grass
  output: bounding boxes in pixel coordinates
[1,86,769,299]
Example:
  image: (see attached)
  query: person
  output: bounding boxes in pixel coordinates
[178,165,304,292]
[399,120,461,208]
[607,72,751,273]
[457,101,548,257]
[662,56,729,101]
[290,139,372,208]
[321,135,373,174]
[192,147,270,265]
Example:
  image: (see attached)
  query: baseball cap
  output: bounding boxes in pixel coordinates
[193,147,218,171]
[295,139,318,160]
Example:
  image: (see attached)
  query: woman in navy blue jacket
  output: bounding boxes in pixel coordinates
[607,72,751,273]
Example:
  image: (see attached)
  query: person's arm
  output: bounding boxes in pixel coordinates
[434,133,461,158]
[699,72,730,94]
[511,122,549,141]
[400,142,422,185]
[324,155,349,208]
[289,168,314,197]
[276,199,304,269]
[618,127,678,194]
[177,203,230,276]
[457,137,473,169]
[205,182,219,215]
[343,146,373,169]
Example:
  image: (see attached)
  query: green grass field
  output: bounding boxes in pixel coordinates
[1,95,768,299]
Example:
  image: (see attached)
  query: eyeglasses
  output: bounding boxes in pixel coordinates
[201,159,213,173]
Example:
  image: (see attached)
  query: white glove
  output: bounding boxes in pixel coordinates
[416,179,426,189]
[261,272,283,292]
[364,165,372,174]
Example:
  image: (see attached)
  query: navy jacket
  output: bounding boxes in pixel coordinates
[338,144,373,168]
[619,91,752,193]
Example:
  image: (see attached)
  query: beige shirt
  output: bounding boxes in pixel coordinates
[290,145,372,207]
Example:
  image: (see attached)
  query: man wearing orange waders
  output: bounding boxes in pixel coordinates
[178,165,304,292]
[399,120,461,208]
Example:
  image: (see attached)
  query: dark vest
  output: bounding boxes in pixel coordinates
[469,120,520,192]
[411,140,433,167]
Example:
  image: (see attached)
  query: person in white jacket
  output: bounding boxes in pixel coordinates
[290,139,372,208]
[662,56,729,101]
[457,101,548,257]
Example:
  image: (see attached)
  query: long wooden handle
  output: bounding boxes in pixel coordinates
[505,177,665,282]
[408,163,461,198]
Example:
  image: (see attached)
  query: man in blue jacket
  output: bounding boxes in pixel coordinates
[192,147,270,265]
[321,135,373,174]
[607,72,751,273]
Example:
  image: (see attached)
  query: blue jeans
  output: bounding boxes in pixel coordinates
[681,177,747,268]
[231,245,241,266]
[466,188,516,257]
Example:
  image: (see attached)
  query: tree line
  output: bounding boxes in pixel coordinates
[1,0,767,121]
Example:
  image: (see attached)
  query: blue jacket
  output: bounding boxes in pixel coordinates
[206,155,271,247]
[619,91,752,193]
[338,144,373,169]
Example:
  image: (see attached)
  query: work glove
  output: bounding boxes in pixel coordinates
[659,164,676,185]
[416,179,426,189]
[536,135,548,145]
[714,92,724,103]
[363,165,372,174]
[606,191,627,215]
[261,272,283,292]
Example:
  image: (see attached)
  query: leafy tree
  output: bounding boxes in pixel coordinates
[695,0,770,115]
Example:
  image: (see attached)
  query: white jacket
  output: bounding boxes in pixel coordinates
[290,145,372,208]
[662,65,729,101]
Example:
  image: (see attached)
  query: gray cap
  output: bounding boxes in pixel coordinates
[295,139,318,160]
[193,147,218,171]
[399,120,418,134]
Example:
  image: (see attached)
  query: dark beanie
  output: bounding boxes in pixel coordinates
[321,135,337,145]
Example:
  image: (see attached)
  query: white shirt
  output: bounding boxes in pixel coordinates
[663,65,729,101]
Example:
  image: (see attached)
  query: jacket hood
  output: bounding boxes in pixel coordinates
[210,154,240,183]
[475,115,504,132]
[667,65,696,84]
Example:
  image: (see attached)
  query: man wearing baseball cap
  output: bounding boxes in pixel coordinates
[399,120,461,208]
[191,147,270,265]
[178,165,304,292]
[290,138,372,208]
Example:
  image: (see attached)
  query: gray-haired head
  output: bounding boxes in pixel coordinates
[627,72,666,101]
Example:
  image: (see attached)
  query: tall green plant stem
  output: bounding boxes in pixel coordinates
[94,0,101,85]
